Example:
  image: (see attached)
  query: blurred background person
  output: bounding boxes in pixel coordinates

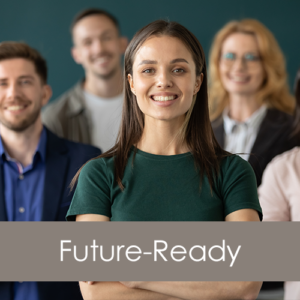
[42,8,128,152]
[209,19,300,187]
[208,19,300,299]
[259,68,300,300]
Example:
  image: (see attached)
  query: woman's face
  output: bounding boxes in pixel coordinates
[128,36,202,125]
[219,33,265,97]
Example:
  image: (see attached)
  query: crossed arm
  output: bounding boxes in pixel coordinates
[79,281,261,300]
[76,209,262,300]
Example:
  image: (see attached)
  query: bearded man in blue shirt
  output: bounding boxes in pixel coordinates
[0,41,100,300]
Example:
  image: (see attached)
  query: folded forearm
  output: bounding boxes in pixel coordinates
[80,281,184,300]
[138,281,262,300]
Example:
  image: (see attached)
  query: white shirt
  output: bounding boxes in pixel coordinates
[83,91,123,152]
[223,105,267,161]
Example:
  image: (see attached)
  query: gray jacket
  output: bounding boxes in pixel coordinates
[42,81,92,145]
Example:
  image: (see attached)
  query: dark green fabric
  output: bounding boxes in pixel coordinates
[67,148,262,221]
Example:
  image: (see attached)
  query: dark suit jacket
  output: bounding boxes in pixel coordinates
[212,109,300,187]
[0,128,101,300]
[212,109,300,291]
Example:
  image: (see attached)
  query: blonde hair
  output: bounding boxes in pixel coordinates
[208,19,295,120]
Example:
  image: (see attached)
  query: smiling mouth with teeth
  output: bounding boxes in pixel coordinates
[93,57,110,63]
[229,75,249,83]
[6,105,26,111]
[152,95,178,102]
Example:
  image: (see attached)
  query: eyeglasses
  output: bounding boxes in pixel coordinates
[220,52,261,69]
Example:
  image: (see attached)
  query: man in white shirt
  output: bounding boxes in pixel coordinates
[42,8,127,152]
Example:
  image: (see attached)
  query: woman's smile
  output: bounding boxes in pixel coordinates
[150,92,179,107]
[227,73,251,84]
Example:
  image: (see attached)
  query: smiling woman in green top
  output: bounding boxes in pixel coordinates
[67,20,262,300]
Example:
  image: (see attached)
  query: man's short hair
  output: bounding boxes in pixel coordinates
[0,41,47,84]
[71,8,120,34]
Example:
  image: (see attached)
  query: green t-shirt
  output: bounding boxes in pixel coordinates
[67,148,262,221]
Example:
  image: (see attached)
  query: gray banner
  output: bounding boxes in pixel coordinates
[0,222,298,281]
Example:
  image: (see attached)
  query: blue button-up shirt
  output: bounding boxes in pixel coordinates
[0,127,47,300]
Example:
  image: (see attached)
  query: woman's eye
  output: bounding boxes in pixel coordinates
[244,53,260,61]
[143,69,154,74]
[223,52,235,60]
[173,68,184,73]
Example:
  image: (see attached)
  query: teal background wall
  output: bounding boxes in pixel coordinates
[1,0,299,101]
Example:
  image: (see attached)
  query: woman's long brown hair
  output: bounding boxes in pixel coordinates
[71,20,228,191]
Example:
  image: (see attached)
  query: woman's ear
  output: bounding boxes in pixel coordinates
[194,73,204,94]
[127,74,136,95]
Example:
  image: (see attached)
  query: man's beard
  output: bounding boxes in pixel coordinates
[90,52,119,80]
[93,65,118,80]
[0,100,41,132]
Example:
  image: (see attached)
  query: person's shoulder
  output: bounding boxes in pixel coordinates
[64,138,101,156]
[218,154,256,181]
[79,155,114,179]
[261,147,300,192]
[43,82,83,114]
[81,157,105,172]
[265,108,294,124]
[263,109,300,151]
[46,128,101,159]
[220,154,250,170]
[266,146,300,171]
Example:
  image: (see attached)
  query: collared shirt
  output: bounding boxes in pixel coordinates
[0,127,47,300]
[223,105,267,161]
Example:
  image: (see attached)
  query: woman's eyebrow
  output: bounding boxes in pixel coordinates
[170,58,189,64]
[138,58,189,66]
[138,60,157,66]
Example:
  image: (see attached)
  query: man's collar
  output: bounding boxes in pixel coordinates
[0,126,48,164]
[0,135,5,162]
[35,126,47,162]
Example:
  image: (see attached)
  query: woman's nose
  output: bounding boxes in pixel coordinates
[232,57,247,71]
[156,70,173,88]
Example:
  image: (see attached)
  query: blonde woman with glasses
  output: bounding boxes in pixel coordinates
[209,19,300,188]
[209,19,300,298]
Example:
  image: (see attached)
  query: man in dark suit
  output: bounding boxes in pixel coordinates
[0,41,100,300]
